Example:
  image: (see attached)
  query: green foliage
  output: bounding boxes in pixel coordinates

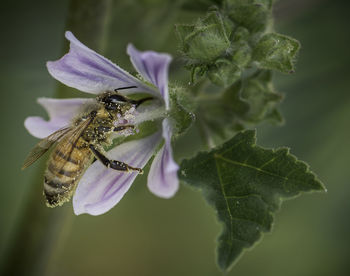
[169,86,196,136]
[176,0,299,86]
[174,0,299,146]
[254,33,300,73]
[224,0,273,33]
[196,70,282,143]
[240,70,283,124]
[196,81,248,141]
[173,1,320,272]
[207,58,241,87]
[176,11,231,64]
[179,130,325,271]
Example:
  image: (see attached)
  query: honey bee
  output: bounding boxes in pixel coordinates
[22,86,152,207]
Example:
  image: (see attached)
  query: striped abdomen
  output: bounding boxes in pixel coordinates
[44,136,92,207]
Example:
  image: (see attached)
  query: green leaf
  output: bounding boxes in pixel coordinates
[253,33,300,73]
[179,130,325,271]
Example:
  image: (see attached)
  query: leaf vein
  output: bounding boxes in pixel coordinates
[219,140,245,156]
[216,154,289,181]
[215,157,234,246]
[259,156,278,169]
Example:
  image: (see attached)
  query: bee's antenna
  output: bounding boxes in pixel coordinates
[112,86,153,107]
[114,86,137,91]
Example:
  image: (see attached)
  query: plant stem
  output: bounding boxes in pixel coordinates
[0,1,112,275]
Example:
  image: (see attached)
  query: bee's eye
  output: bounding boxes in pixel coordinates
[113,95,129,103]
[102,95,128,110]
[105,95,128,104]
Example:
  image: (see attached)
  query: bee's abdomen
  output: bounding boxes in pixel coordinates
[44,140,92,207]
[44,176,75,207]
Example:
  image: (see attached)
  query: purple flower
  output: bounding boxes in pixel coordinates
[24,31,179,215]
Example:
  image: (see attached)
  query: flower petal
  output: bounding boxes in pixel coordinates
[127,44,172,109]
[73,131,162,216]
[147,118,179,198]
[24,97,93,138]
[47,31,157,96]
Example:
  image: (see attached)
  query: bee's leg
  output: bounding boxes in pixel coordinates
[113,125,135,132]
[95,125,135,133]
[89,145,143,174]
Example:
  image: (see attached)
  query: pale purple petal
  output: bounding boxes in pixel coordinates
[73,131,162,216]
[127,44,171,109]
[147,118,179,198]
[24,97,93,138]
[47,31,157,96]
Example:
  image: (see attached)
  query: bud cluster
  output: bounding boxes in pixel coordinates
[176,0,300,87]
[174,0,300,144]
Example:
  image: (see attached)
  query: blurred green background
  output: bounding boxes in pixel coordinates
[0,0,349,275]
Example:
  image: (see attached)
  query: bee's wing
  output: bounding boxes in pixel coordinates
[22,126,73,169]
[55,117,95,164]
[22,116,95,170]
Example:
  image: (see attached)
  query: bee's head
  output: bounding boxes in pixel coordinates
[98,93,131,111]
[98,88,153,111]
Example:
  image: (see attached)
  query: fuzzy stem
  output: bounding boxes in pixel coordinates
[0,1,112,275]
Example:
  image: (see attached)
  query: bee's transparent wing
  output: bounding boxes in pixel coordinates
[52,117,95,169]
[22,126,73,169]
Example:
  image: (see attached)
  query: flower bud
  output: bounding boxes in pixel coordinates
[225,0,273,33]
[169,86,196,136]
[208,58,241,87]
[176,12,231,63]
[253,33,300,73]
[240,70,283,124]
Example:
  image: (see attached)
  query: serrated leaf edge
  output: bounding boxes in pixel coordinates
[179,130,325,271]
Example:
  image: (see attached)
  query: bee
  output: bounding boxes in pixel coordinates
[22,86,152,207]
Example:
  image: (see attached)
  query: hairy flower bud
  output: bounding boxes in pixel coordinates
[253,33,300,73]
[169,86,196,136]
[176,12,231,63]
[224,0,273,32]
[208,58,241,87]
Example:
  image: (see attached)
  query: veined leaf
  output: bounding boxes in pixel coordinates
[179,130,325,271]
